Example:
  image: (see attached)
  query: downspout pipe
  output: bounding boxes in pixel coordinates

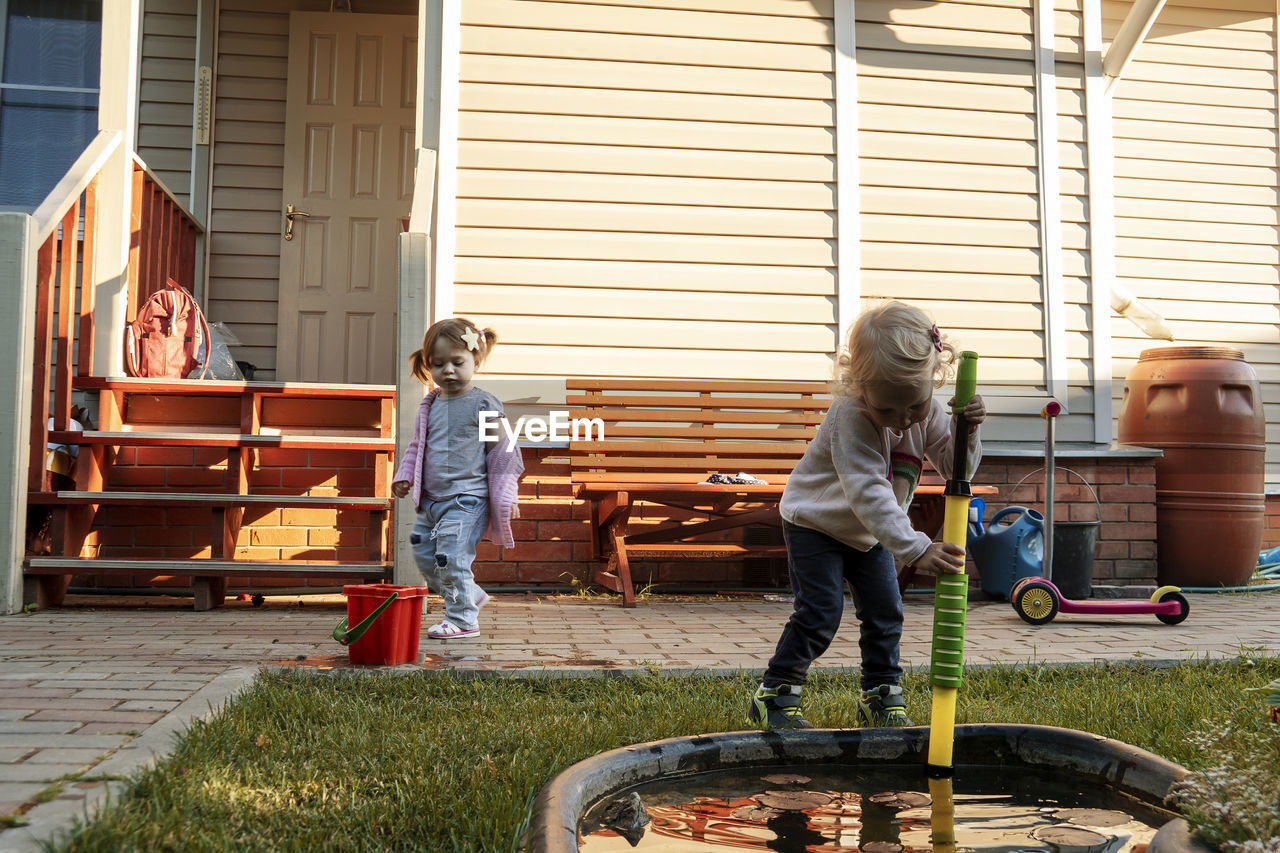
[1111,280,1174,340]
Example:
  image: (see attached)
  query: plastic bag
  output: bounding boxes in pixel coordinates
[190,321,244,380]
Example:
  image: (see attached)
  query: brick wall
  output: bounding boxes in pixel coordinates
[1266,496,1280,551]
[473,448,585,586]
[470,448,1163,591]
[77,445,1198,594]
[977,455,1157,585]
[472,447,752,590]
[77,446,380,592]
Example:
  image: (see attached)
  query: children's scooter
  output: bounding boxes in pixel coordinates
[1009,400,1190,626]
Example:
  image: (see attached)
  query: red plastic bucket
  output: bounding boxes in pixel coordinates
[341,584,429,665]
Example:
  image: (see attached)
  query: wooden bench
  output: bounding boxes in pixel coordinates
[567,379,992,607]
[26,377,395,610]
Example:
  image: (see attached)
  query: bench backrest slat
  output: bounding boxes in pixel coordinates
[568,379,831,486]
[567,379,827,394]
[569,409,824,427]
[580,426,813,440]
[567,396,830,411]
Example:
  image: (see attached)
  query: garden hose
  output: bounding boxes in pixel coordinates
[927,352,978,773]
[1177,558,1280,593]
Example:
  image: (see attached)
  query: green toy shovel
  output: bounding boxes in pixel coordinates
[332,592,399,645]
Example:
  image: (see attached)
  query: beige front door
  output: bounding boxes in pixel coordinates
[277,12,416,384]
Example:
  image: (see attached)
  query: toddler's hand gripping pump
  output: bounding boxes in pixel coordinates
[927,351,978,773]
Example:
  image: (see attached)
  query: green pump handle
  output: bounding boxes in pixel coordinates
[953,352,977,412]
[332,592,399,645]
[947,351,979,491]
[932,351,979,691]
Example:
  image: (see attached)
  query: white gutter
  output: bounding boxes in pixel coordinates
[1111,280,1174,341]
[1103,0,1168,95]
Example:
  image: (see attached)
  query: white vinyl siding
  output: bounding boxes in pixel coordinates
[138,0,197,205]
[453,0,838,381]
[856,0,1051,441]
[208,2,289,376]
[1107,0,1280,486]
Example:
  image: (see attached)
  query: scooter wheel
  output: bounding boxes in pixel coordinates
[1013,580,1059,625]
[1156,590,1190,625]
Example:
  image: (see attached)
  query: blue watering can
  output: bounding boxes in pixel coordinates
[967,497,1046,599]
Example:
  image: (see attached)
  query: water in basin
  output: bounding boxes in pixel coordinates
[579,764,1172,852]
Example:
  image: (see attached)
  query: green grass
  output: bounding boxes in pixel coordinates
[51,656,1280,852]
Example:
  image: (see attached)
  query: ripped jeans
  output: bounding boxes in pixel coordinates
[409,494,489,631]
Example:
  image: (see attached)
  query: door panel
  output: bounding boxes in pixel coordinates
[278,11,415,384]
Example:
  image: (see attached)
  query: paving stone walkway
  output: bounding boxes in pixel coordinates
[1,588,1278,851]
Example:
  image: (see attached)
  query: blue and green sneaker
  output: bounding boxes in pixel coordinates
[857,684,913,727]
[748,683,814,730]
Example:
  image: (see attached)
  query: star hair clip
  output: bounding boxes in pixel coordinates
[461,328,481,352]
[929,324,943,352]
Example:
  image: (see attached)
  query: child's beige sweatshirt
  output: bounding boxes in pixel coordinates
[779,395,982,566]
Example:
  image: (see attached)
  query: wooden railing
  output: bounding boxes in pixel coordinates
[28,137,204,491]
[28,131,120,492]
[127,156,202,316]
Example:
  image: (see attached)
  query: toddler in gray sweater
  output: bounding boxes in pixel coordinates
[749,300,986,730]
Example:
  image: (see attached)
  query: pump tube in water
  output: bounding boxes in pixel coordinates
[927,351,977,773]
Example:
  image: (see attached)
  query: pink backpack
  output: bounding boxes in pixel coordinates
[124,279,211,379]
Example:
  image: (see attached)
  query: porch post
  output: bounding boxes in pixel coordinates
[90,0,142,378]
[1084,0,1118,443]
[394,0,446,585]
[833,0,860,342]
[397,230,431,586]
[0,214,37,614]
[1033,0,1067,403]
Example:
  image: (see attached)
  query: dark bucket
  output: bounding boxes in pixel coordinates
[1013,466,1102,600]
[1052,520,1100,600]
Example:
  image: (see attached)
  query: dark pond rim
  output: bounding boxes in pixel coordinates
[529,723,1198,853]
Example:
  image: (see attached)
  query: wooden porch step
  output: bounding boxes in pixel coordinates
[26,558,391,577]
[46,430,393,450]
[28,491,391,510]
[74,376,395,397]
[25,558,392,611]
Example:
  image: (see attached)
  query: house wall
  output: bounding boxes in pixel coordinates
[455,0,840,382]
[74,447,383,594]
[853,0,1093,444]
[1107,0,1280,485]
[470,447,1160,589]
[192,0,1278,480]
[137,0,197,206]
[206,0,416,379]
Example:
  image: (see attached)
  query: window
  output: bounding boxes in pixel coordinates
[0,0,101,212]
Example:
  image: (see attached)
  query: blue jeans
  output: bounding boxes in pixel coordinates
[764,521,904,691]
[409,495,489,630]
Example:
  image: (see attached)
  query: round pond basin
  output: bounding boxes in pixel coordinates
[530,724,1204,853]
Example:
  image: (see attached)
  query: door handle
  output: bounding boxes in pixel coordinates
[284,204,310,241]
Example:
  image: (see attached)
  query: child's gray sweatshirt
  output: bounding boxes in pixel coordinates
[779,394,982,566]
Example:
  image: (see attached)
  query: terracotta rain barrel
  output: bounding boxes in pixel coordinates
[1118,346,1265,587]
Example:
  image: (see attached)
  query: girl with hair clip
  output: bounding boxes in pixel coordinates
[392,318,523,640]
[749,300,987,729]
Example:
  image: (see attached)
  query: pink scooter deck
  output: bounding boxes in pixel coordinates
[1057,595,1181,617]
[1010,577,1190,625]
